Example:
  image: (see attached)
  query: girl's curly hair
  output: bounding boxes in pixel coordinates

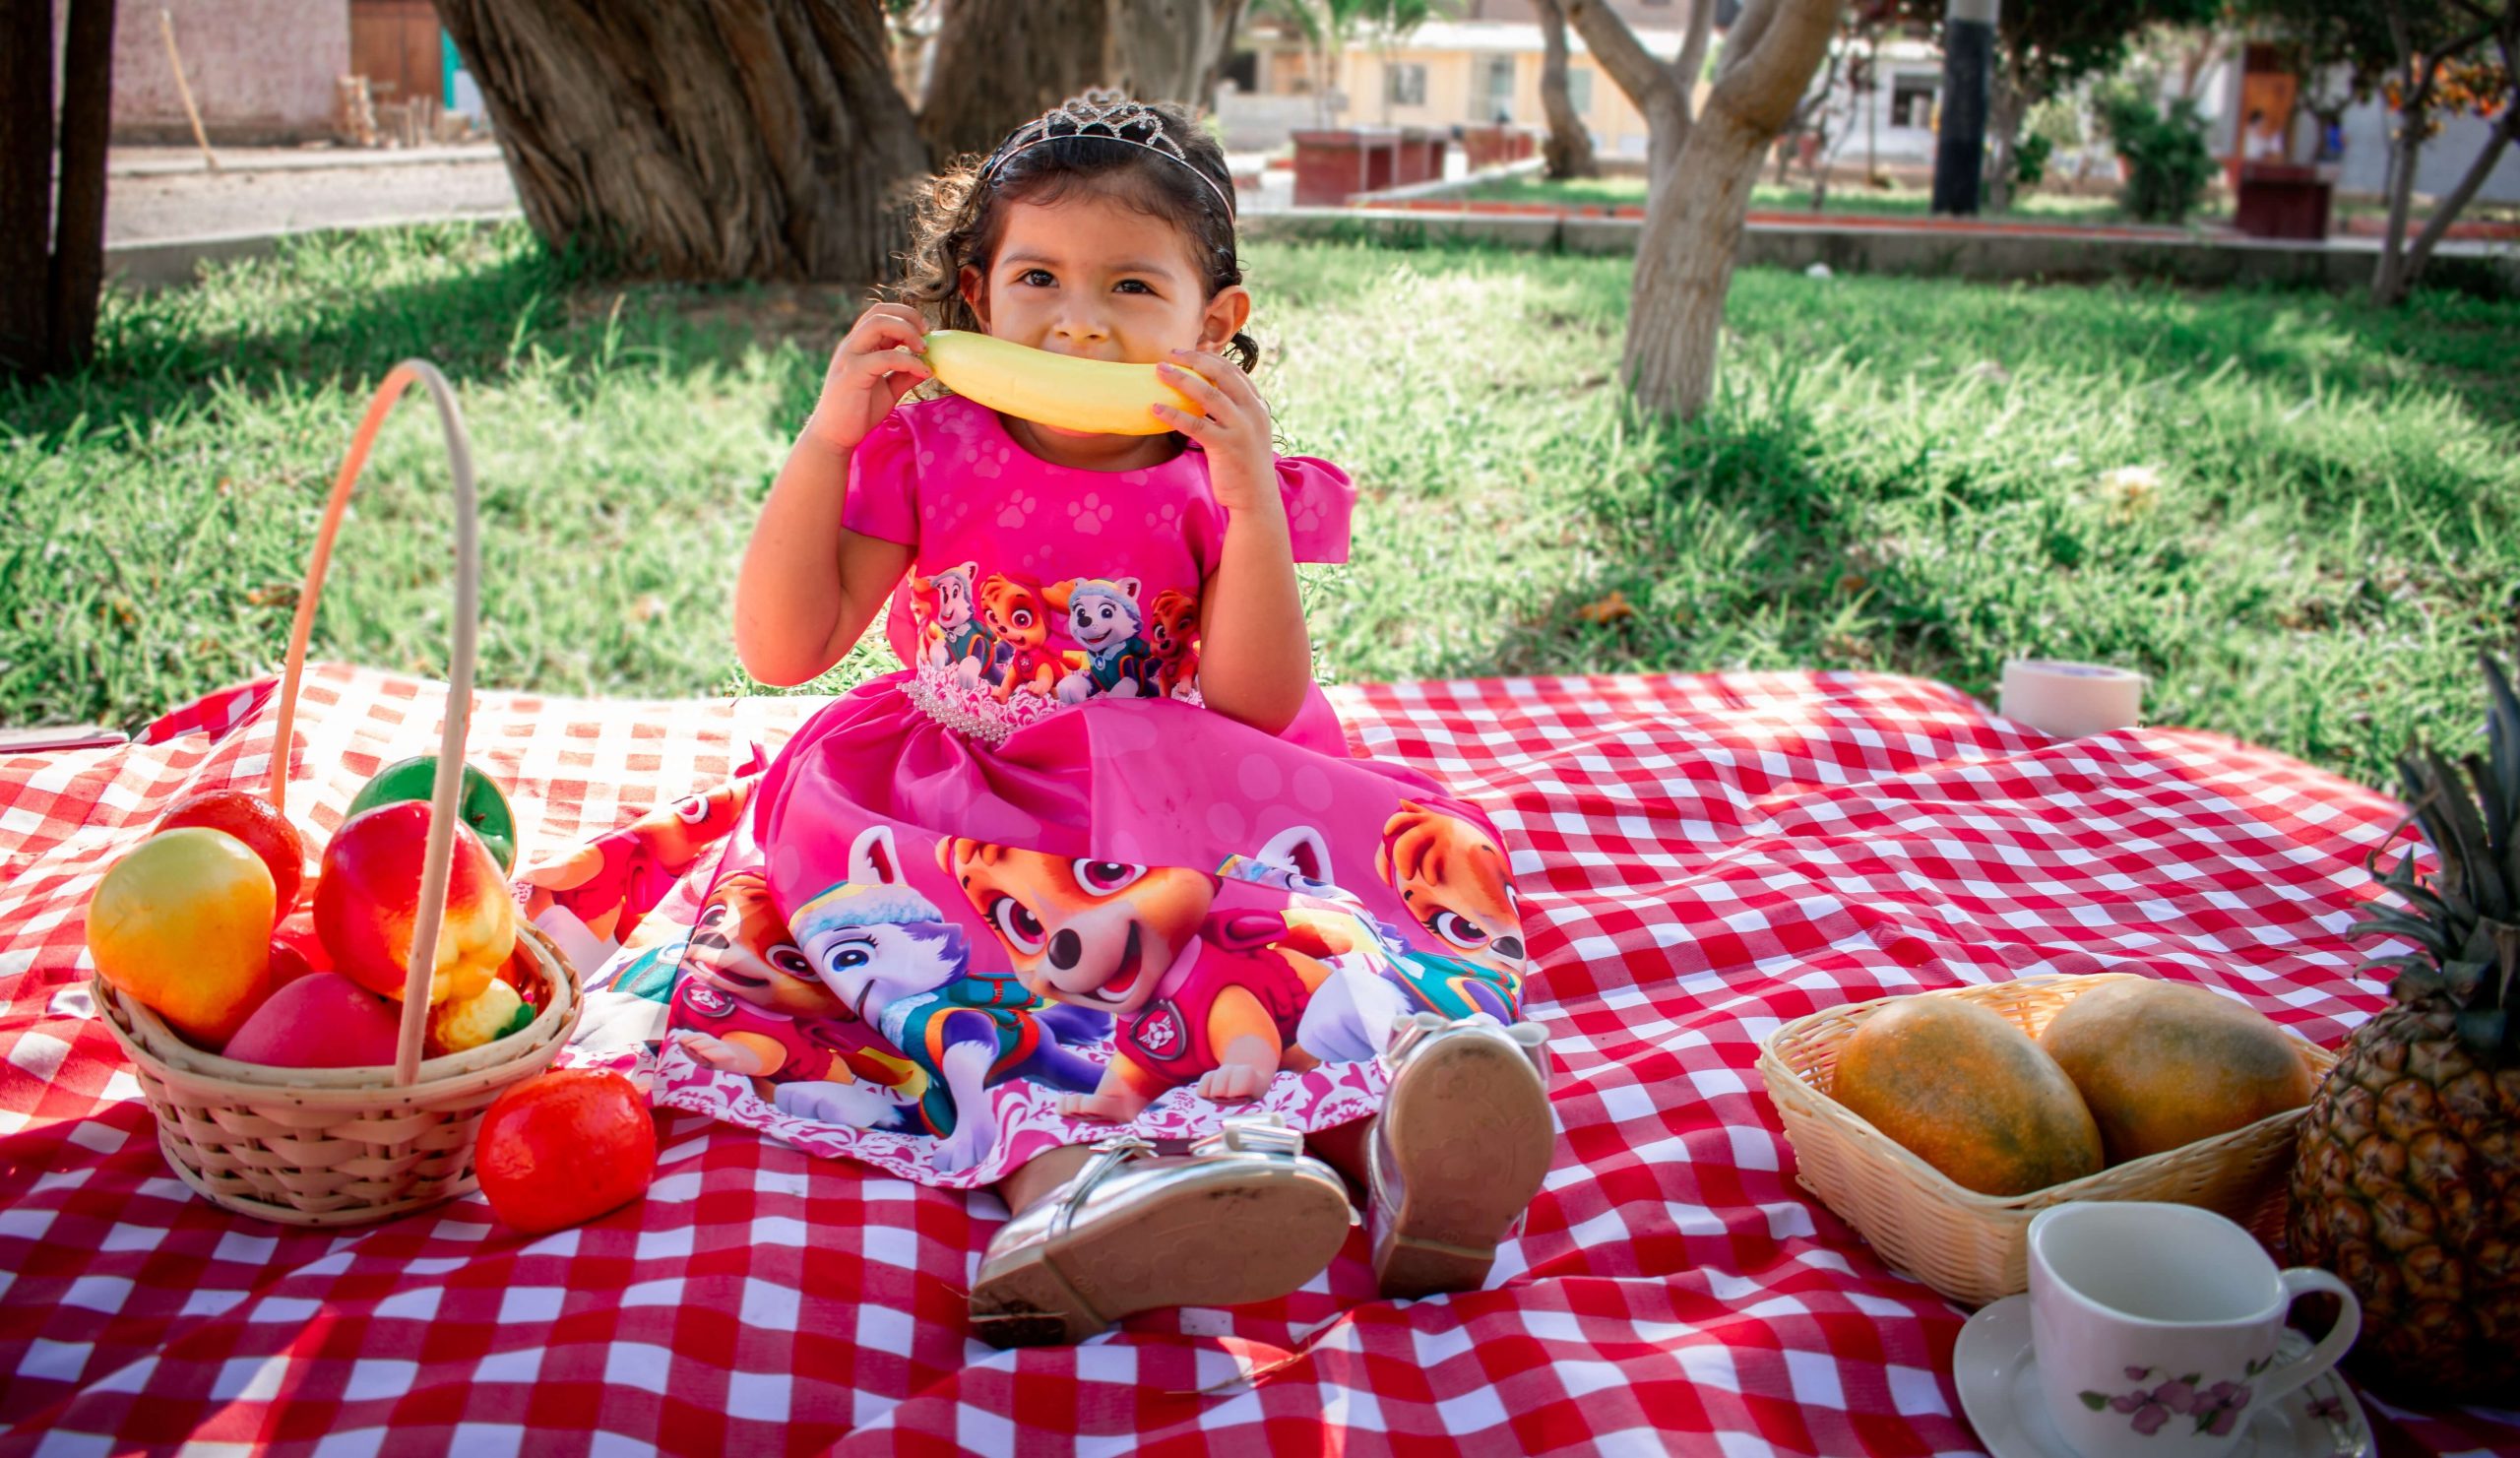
[892,99,1259,374]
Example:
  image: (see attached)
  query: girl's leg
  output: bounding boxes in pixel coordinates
[993,1144,1092,1216]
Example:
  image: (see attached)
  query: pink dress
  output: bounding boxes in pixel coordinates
[659,395,1533,1186]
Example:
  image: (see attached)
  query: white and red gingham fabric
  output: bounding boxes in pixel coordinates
[4,664,2514,1456]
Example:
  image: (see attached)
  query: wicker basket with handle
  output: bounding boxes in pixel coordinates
[1757,973,2339,1306]
[90,360,582,1228]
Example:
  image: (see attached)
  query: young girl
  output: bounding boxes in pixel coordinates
[693,91,1555,1346]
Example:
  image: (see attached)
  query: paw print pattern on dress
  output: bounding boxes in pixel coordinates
[996,492,1039,529]
[1288,493,1324,537]
[1143,501,1180,533]
[1068,493,1114,536]
[969,441,1015,479]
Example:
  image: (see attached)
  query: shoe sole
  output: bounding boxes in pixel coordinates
[1374,1032,1554,1300]
[969,1161,1354,1348]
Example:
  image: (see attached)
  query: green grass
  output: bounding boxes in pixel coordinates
[5,221,2517,788]
[1464,174,2134,224]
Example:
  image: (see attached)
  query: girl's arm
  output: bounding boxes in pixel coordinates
[1153,350,1311,735]
[733,305,928,687]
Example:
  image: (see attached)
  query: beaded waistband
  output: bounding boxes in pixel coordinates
[901,659,1202,745]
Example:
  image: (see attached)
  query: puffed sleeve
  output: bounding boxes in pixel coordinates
[1276,455,1354,565]
[839,410,919,547]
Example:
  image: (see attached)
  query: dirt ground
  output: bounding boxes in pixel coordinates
[104,151,520,244]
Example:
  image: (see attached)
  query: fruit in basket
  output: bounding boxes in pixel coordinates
[920,329,1202,437]
[86,827,277,1046]
[427,979,525,1057]
[2038,979,2314,1163]
[474,1068,659,1236]
[2288,653,2520,1404]
[222,972,404,1068]
[158,790,307,912]
[274,903,334,976]
[1830,995,2104,1196]
[315,800,517,1007]
[346,756,519,872]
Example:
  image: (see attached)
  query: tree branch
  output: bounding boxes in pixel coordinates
[1675,0,1716,102]
[2402,34,2520,286]
[1564,0,1679,116]
[1712,0,1846,137]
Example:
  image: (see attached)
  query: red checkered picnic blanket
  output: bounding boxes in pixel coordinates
[2,665,2509,1455]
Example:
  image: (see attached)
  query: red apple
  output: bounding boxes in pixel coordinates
[315,800,516,1008]
[273,904,333,977]
[475,1069,658,1235]
[159,790,307,913]
[86,827,276,1047]
[222,973,405,1068]
[264,938,318,991]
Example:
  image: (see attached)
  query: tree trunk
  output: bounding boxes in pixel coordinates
[2399,94,2519,295]
[1,0,56,377]
[919,0,1239,164]
[1982,63,2025,214]
[1626,105,1767,413]
[2373,108,2425,305]
[432,0,927,284]
[1536,0,1599,179]
[49,0,115,374]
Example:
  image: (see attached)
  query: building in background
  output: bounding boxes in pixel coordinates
[99,0,484,146]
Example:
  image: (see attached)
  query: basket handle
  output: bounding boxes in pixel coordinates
[266,360,482,1088]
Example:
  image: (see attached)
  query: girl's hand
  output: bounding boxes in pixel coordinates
[1154,349,1279,518]
[804,302,932,453]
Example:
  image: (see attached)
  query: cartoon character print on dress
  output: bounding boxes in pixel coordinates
[1045,577,1162,704]
[942,838,1371,1122]
[521,768,762,947]
[1144,588,1202,700]
[783,826,1103,1173]
[911,560,990,673]
[666,871,926,1096]
[1375,801,1528,1023]
[972,574,1075,702]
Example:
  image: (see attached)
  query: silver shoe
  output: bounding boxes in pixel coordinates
[969,1113,1355,1348]
[1369,1012,1555,1300]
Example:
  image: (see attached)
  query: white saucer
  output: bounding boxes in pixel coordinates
[1954,1295,2372,1458]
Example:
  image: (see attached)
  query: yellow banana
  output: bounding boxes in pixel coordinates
[920,330,1204,437]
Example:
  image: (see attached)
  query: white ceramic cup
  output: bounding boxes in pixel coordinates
[2026,1201,2360,1458]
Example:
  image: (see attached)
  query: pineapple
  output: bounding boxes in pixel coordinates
[2288,654,2520,1403]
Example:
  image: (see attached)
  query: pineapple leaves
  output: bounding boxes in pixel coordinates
[2484,654,2520,823]
[2423,748,2503,921]
[2453,1007,2507,1057]
[2350,909,2457,961]
[2362,658,2519,1009]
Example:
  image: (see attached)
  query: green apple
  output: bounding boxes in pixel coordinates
[344,756,519,872]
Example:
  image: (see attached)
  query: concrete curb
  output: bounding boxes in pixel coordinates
[109,145,505,178]
[1243,207,2520,295]
[104,205,2519,298]
[105,212,523,288]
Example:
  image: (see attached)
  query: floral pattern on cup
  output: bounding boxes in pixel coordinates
[2079,1355,2275,1438]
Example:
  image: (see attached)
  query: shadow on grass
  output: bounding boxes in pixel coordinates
[1,222,878,450]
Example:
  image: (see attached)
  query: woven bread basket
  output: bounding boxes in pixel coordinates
[1758,973,2339,1307]
[91,360,583,1228]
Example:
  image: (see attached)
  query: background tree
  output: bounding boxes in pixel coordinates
[432,0,1245,285]
[1883,0,2216,210]
[1537,0,1601,179]
[1566,0,1842,417]
[2,0,115,379]
[1368,0,1453,124]
[2246,0,2517,304]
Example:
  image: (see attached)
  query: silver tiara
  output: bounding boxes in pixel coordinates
[979,89,1234,217]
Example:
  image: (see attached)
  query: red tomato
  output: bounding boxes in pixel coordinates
[473,1069,657,1236]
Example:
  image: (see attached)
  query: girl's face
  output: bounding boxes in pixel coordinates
[959,188,1249,376]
